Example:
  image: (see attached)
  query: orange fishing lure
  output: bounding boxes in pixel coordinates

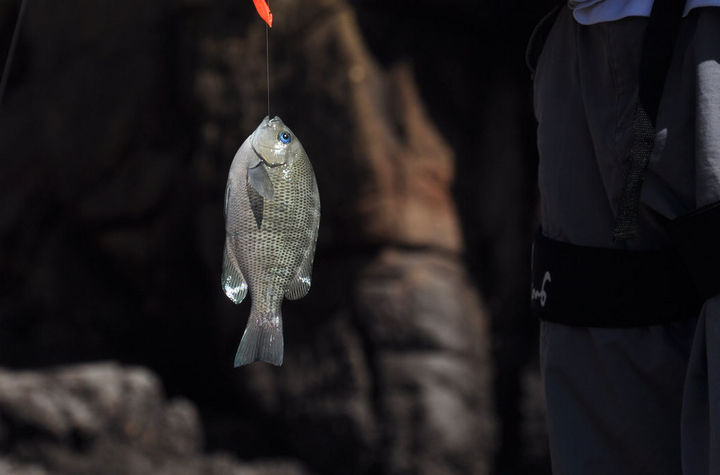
[253,0,273,27]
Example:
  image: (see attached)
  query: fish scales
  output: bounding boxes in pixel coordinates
[222,116,320,367]
[229,156,316,305]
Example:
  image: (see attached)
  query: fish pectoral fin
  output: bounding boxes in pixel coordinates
[247,162,274,200]
[221,237,248,304]
[246,182,264,229]
[285,245,316,301]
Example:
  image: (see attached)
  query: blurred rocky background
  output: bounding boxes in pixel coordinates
[0,0,554,474]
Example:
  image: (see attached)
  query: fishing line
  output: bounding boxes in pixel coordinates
[0,0,29,107]
[265,21,270,117]
[265,0,270,117]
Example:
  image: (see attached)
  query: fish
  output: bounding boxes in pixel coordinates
[222,116,320,367]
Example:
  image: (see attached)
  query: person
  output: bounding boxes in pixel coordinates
[528,0,720,473]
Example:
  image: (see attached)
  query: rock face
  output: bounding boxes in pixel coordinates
[0,0,551,473]
[356,250,493,474]
[192,0,463,252]
[0,363,309,475]
[192,1,494,473]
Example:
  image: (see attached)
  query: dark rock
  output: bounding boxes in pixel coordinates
[0,459,49,475]
[0,363,310,475]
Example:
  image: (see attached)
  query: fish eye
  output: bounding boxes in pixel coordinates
[278,132,291,144]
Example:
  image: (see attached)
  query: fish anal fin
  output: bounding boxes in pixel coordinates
[285,275,311,300]
[221,237,248,304]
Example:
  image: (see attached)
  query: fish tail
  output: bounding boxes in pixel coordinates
[234,312,283,367]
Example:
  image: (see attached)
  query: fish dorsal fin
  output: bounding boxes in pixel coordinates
[247,162,274,200]
[224,180,232,218]
[221,237,248,304]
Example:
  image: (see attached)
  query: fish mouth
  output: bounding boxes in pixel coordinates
[250,116,286,167]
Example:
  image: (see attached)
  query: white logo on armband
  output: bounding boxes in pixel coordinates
[531,271,552,308]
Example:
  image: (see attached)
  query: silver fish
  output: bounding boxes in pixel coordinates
[222,116,320,367]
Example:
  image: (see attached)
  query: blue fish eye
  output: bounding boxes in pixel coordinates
[279,132,291,144]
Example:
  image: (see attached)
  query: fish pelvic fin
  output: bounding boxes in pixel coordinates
[234,312,283,367]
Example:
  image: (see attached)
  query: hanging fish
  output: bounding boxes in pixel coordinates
[222,116,320,366]
[252,0,273,27]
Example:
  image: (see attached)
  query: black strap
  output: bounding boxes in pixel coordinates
[612,0,686,240]
[532,232,701,327]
